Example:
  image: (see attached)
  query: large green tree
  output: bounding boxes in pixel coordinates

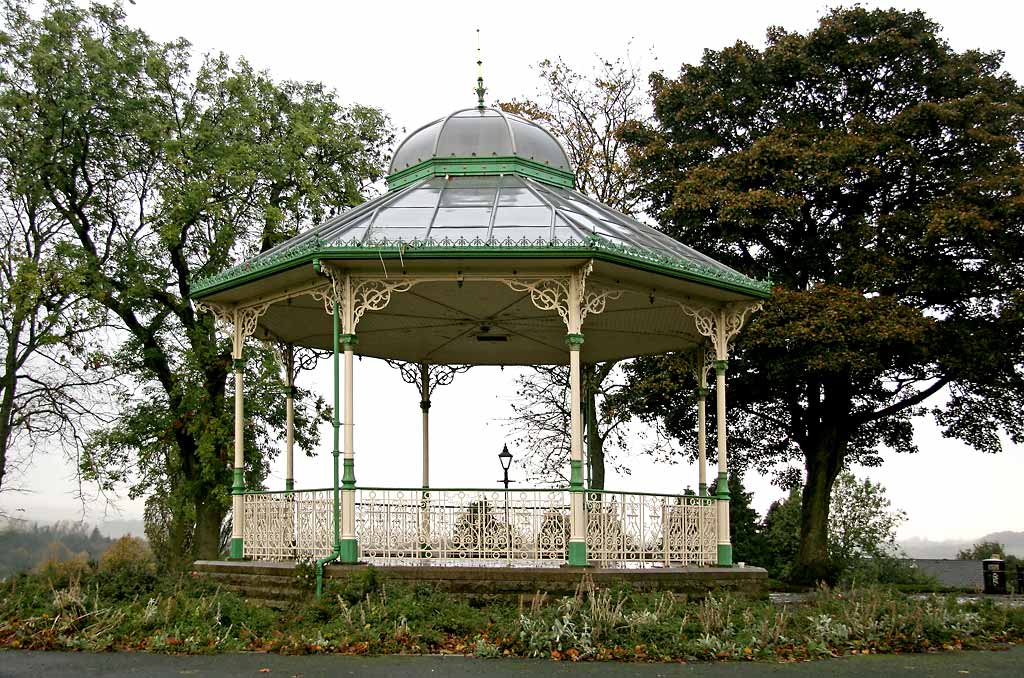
[0,1,393,565]
[620,8,1024,582]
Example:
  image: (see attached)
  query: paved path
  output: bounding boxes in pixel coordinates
[0,648,1021,677]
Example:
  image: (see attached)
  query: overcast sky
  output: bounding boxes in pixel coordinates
[2,0,1022,542]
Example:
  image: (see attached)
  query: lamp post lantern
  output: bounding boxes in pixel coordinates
[498,444,513,490]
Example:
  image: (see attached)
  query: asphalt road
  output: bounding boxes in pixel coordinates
[1,648,1021,677]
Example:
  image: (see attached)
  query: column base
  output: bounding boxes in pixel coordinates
[285,478,294,491]
[717,543,733,567]
[228,537,244,560]
[567,540,589,567]
[340,538,359,564]
[698,483,707,497]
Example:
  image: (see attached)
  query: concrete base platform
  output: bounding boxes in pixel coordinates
[193,560,767,602]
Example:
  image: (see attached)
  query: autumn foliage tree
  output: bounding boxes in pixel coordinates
[620,8,1024,583]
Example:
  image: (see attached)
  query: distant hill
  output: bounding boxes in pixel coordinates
[0,520,115,577]
[900,531,1024,559]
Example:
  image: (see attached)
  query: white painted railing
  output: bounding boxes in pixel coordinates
[243,489,334,561]
[242,487,717,567]
[585,490,718,567]
[357,487,570,565]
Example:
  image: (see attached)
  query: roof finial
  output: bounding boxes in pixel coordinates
[475,28,487,108]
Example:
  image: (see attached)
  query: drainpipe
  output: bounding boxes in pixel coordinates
[314,260,342,597]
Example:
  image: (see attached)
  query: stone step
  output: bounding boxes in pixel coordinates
[201,571,297,587]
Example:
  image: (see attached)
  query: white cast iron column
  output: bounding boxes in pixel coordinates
[677,301,763,566]
[284,344,295,492]
[714,353,730,565]
[567,269,587,567]
[340,274,358,563]
[229,313,245,559]
[696,352,709,497]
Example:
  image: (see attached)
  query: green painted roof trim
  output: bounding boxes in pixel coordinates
[190,235,772,300]
[386,156,575,190]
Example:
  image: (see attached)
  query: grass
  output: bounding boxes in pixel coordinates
[0,563,1021,662]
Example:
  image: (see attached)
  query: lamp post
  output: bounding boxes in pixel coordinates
[498,444,513,562]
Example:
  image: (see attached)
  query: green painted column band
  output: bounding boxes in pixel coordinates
[231,468,245,494]
[342,458,356,488]
[284,385,298,397]
[568,540,588,566]
[341,333,358,348]
[565,333,585,348]
[695,387,709,398]
[285,478,294,492]
[233,358,245,371]
[229,536,244,560]
[569,459,584,489]
[717,543,733,566]
[420,399,431,412]
[714,359,728,374]
[716,471,730,499]
[698,482,707,497]
[340,538,359,564]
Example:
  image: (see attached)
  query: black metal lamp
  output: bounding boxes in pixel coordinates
[498,444,513,489]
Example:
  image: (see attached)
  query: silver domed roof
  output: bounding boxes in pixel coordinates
[388,107,572,175]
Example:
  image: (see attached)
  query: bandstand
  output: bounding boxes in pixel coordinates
[190,95,770,590]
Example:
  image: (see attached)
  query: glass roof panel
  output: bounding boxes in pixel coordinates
[509,118,570,170]
[372,207,435,228]
[493,206,552,227]
[439,187,497,207]
[391,120,440,170]
[436,113,514,157]
[497,187,544,206]
[389,187,441,208]
[432,207,492,228]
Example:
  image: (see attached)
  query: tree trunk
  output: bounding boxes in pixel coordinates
[792,430,846,584]
[0,384,14,493]
[0,317,21,494]
[193,497,226,561]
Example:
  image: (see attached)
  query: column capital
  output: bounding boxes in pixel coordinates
[695,386,710,399]
[233,358,245,372]
[284,385,298,397]
[565,333,585,348]
[420,399,431,412]
[341,333,358,348]
[714,359,728,374]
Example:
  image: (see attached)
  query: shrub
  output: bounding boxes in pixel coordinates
[96,536,158,601]
[33,541,92,587]
[99,536,155,573]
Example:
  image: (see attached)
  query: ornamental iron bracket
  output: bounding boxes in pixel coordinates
[676,300,763,361]
[194,300,271,359]
[502,261,622,333]
[310,265,418,334]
